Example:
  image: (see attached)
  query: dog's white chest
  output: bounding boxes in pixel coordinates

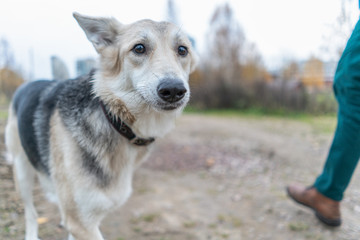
[74,173,133,219]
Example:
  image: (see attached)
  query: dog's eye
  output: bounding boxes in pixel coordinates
[178,46,188,57]
[133,44,146,54]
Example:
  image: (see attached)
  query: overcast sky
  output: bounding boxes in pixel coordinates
[0,0,358,79]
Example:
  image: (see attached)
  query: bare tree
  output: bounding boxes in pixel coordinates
[190,3,270,109]
[321,0,357,59]
[0,38,24,101]
[281,60,300,81]
[0,38,15,68]
[242,43,267,83]
[204,3,245,86]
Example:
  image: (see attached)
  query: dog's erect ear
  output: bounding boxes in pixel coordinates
[73,12,122,53]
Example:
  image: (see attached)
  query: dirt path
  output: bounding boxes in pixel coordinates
[1,113,360,240]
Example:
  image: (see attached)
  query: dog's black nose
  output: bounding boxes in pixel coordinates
[157,79,187,103]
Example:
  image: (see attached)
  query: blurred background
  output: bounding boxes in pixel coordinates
[2,1,360,239]
[0,0,358,114]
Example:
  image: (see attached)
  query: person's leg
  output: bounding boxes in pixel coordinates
[314,19,360,201]
[314,99,360,201]
[287,18,360,227]
[287,75,360,227]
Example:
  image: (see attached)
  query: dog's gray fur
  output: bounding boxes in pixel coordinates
[5,12,197,240]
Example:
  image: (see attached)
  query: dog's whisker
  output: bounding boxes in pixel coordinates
[151,72,161,81]
[175,24,184,36]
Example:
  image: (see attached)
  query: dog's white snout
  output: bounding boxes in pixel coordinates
[157,79,187,103]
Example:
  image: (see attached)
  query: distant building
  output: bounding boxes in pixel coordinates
[76,58,96,76]
[271,59,338,91]
[51,56,69,80]
[301,57,324,88]
[323,61,338,86]
[297,59,337,89]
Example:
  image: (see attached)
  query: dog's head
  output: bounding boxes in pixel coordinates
[74,13,197,117]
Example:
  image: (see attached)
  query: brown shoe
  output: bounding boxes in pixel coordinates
[286,184,341,227]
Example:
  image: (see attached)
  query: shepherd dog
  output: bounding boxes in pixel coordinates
[4,12,197,240]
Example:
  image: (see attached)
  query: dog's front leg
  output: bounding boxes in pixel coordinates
[65,216,104,240]
[58,196,104,240]
[68,232,103,240]
[67,230,103,240]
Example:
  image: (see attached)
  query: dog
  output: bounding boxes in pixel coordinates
[4,12,197,240]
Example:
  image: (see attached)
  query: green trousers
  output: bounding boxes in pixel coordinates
[314,19,360,201]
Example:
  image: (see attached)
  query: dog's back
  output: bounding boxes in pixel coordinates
[12,80,56,174]
[9,71,97,175]
[5,79,61,240]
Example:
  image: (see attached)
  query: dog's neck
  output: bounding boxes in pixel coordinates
[90,72,136,125]
[98,92,136,125]
[99,101,155,146]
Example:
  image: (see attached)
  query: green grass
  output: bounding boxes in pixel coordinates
[301,115,337,134]
[185,106,335,119]
[183,221,197,228]
[288,221,310,231]
[184,106,337,134]
[142,213,159,223]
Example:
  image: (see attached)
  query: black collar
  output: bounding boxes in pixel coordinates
[100,101,155,146]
